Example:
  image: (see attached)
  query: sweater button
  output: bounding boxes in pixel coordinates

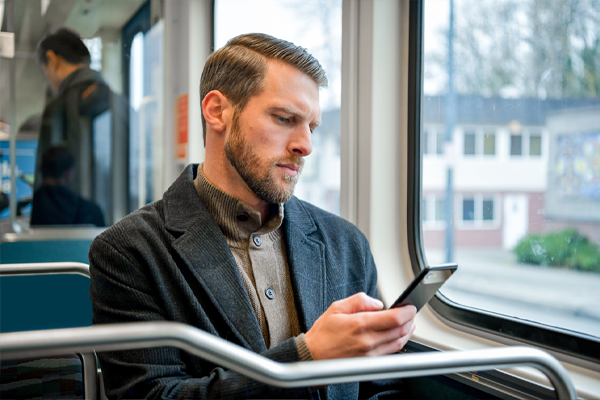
[265,288,275,299]
[253,236,262,247]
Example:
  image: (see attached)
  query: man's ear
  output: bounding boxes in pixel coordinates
[202,90,232,134]
[44,50,59,69]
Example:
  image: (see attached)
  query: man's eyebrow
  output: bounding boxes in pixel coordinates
[271,106,321,126]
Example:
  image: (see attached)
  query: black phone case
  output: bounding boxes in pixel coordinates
[390,263,457,311]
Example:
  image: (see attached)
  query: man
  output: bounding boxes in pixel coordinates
[34,28,126,226]
[90,33,416,399]
[30,146,105,226]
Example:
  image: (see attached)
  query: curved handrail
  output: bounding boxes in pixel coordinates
[0,262,90,277]
[0,321,577,399]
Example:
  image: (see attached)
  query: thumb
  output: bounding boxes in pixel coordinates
[332,292,384,314]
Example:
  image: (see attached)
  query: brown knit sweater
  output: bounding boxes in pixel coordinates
[194,164,312,360]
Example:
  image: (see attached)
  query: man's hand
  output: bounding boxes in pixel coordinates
[304,292,416,360]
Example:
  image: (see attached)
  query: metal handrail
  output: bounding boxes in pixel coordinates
[0,262,90,277]
[0,321,577,399]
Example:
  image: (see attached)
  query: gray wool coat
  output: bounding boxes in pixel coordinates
[90,164,399,399]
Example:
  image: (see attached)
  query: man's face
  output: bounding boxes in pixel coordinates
[224,61,321,204]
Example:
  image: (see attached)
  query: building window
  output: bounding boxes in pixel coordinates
[460,196,496,224]
[482,199,494,221]
[422,195,446,228]
[529,133,542,156]
[463,131,476,155]
[462,198,475,221]
[462,129,496,156]
[483,131,495,155]
[422,127,445,155]
[436,131,445,155]
[510,134,522,156]
[435,198,445,221]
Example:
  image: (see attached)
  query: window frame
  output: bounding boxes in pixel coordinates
[406,0,600,364]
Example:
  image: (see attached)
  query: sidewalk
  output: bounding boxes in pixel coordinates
[423,248,600,337]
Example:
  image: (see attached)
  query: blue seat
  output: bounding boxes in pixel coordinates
[0,263,99,400]
[0,226,104,264]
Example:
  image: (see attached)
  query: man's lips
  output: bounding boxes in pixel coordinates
[277,163,299,176]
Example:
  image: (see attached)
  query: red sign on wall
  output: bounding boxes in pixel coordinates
[176,93,189,160]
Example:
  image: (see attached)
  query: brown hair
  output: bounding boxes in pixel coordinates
[200,33,328,144]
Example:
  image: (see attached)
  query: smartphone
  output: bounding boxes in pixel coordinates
[390,263,458,311]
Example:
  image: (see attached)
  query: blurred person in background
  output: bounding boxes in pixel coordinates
[33,27,126,226]
[30,145,104,227]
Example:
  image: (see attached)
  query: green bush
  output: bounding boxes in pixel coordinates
[513,229,600,273]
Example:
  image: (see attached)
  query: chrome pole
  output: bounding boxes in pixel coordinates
[0,322,577,399]
[0,262,90,277]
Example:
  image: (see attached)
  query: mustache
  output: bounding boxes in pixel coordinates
[272,155,305,169]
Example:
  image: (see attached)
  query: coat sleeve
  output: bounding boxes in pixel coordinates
[89,237,313,400]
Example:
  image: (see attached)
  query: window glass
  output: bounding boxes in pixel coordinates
[482,199,494,221]
[529,133,542,156]
[462,198,474,221]
[510,134,522,156]
[435,198,445,222]
[483,131,495,155]
[2,0,146,233]
[436,131,445,155]
[463,131,476,155]
[423,130,430,154]
[215,0,342,215]
[422,0,600,338]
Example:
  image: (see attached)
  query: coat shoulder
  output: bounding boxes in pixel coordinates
[290,197,367,241]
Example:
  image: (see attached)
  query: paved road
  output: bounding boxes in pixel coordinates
[424,248,600,338]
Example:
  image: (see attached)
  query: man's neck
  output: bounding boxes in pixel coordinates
[53,64,87,95]
[202,159,271,225]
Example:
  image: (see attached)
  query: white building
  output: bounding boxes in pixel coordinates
[422,95,600,249]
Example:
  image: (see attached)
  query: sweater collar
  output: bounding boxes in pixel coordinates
[193,164,284,243]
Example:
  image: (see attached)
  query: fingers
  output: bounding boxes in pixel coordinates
[330,292,384,314]
[366,320,417,356]
[357,305,417,332]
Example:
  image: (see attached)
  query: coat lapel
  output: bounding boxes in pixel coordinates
[164,165,266,353]
[284,198,326,332]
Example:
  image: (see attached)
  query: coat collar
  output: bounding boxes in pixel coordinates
[163,164,325,348]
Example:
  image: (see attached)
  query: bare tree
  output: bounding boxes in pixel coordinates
[427,0,600,99]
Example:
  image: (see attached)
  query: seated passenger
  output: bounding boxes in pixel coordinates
[90,33,416,399]
[30,146,105,227]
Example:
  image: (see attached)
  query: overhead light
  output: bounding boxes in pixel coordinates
[41,0,51,17]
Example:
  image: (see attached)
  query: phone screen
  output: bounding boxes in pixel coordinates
[390,263,457,311]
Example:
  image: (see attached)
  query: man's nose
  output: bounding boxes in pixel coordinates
[290,125,313,157]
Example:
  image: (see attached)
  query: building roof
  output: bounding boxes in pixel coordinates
[422,95,600,126]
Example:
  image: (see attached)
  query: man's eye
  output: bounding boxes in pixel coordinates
[277,116,290,124]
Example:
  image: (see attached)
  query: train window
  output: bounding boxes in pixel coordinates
[419,0,600,357]
[1,0,150,233]
[83,37,102,72]
[215,0,342,215]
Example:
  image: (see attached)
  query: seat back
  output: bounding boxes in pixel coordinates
[0,263,99,400]
[0,226,104,264]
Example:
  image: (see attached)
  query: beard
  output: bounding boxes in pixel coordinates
[224,113,304,204]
